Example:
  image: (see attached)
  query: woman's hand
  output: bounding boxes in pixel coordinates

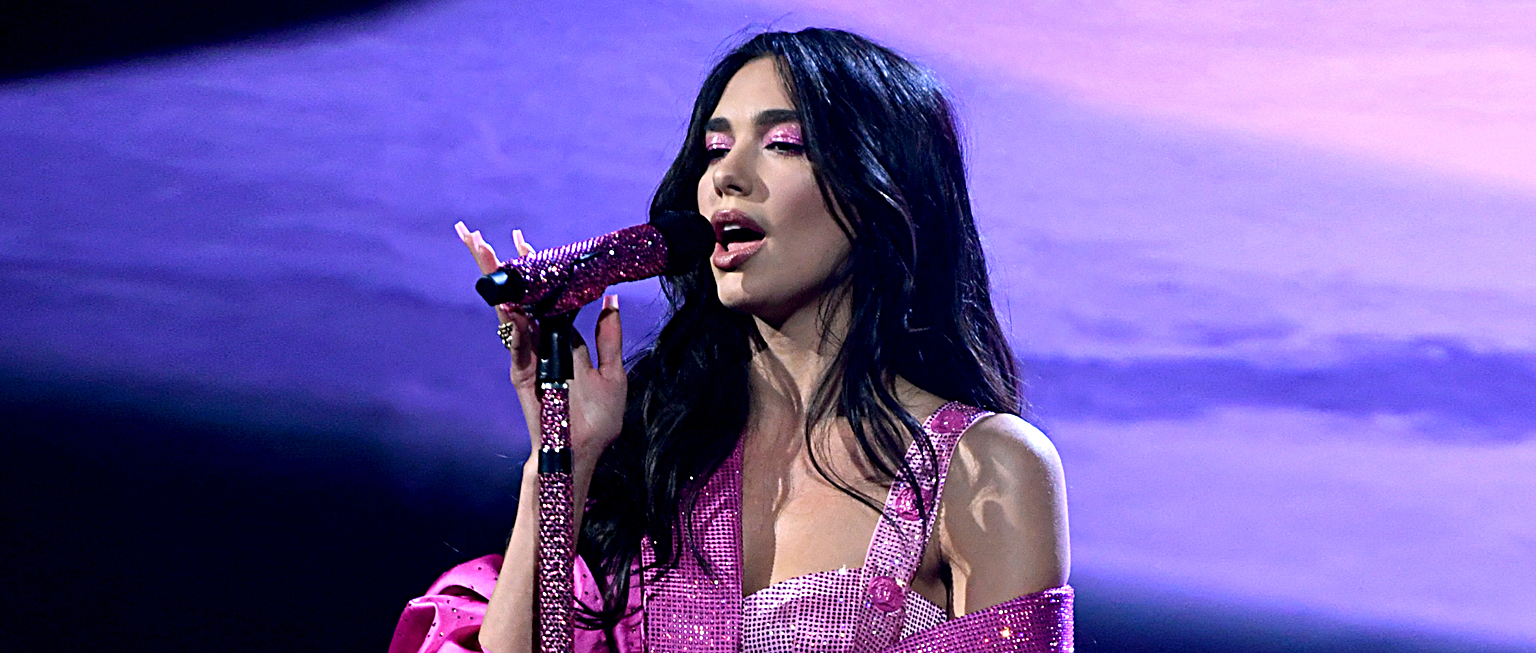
[455,221,628,468]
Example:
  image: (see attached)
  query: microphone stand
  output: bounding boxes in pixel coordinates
[533,312,576,653]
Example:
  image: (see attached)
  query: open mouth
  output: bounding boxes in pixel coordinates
[717,223,766,251]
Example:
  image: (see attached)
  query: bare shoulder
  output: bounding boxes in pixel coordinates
[951,413,1064,485]
[943,412,1067,533]
[940,412,1070,613]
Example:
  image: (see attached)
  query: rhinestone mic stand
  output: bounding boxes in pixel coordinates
[533,313,576,653]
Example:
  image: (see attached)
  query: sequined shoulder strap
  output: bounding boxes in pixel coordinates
[851,401,992,652]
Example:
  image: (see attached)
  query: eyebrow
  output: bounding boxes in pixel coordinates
[704,109,800,132]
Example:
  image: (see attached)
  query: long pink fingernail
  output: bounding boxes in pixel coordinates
[603,295,618,311]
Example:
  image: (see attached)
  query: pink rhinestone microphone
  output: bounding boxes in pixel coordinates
[475,211,709,653]
[476,210,713,316]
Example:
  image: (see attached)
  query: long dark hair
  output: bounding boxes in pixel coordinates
[575,27,1020,631]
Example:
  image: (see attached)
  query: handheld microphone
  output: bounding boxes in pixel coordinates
[475,210,713,315]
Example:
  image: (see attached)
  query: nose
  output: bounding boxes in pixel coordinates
[710,148,753,198]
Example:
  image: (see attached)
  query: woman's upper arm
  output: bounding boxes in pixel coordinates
[938,413,1070,616]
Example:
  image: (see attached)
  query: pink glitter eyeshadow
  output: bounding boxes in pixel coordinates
[704,132,734,151]
[762,122,802,146]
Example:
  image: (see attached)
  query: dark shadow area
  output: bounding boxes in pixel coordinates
[0,374,518,652]
[4,374,1531,652]
[0,0,418,81]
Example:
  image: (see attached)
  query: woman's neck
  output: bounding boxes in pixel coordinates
[743,289,946,434]
[747,290,850,425]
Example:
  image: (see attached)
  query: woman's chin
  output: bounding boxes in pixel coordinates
[717,289,772,321]
[716,288,760,315]
[719,295,810,333]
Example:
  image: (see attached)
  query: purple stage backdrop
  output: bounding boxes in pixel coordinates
[3,1,1533,651]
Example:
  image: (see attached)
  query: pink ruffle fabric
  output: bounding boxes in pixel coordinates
[389,554,642,653]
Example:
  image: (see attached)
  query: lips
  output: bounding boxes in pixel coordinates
[710,209,766,271]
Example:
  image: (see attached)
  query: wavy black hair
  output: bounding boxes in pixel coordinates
[574,27,1021,632]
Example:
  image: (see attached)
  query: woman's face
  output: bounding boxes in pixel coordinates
[697,57,852,326]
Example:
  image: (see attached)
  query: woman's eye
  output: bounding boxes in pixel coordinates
[703,133,733,162]
[765,140,805,155]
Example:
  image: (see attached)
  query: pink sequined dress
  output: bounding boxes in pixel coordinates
[392,402,1073,653]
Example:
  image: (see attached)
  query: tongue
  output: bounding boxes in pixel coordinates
[725,239,758,253]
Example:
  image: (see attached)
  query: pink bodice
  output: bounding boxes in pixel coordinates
[391,402,1073,653]
[732,402,985,652]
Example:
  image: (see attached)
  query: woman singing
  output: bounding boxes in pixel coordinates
[398,27,1071,653]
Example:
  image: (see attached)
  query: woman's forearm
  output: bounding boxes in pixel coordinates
[479,461,541,653]
[480,456,598,653]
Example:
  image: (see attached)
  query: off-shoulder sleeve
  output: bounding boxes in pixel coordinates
[877,586,1074,653]
[389,554,644,653]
